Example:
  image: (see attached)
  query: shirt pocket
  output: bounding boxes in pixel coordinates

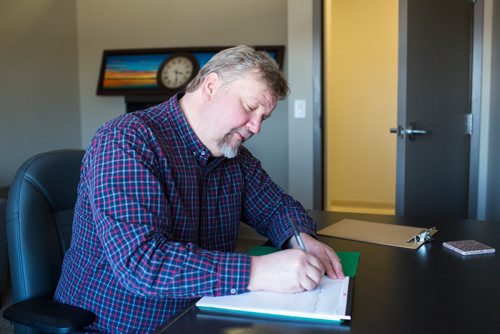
[201,182,242,251]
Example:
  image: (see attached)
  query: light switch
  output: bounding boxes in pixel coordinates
[294,99,306,119]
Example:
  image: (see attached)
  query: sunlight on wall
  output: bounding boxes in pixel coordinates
[324,0,398,215]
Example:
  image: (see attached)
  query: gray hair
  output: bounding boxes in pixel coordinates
[185,45,289,100]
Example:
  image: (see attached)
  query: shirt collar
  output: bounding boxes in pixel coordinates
[166,93,215,167]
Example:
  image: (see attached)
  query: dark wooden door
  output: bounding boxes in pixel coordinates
[395,0,474,218]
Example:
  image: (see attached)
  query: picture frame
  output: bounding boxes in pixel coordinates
[96,46,284,96]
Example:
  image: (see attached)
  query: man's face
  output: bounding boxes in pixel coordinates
[207,72,277,158]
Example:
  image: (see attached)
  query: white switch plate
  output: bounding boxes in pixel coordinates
[294,99,306,119]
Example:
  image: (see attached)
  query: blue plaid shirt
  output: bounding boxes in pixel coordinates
[54,94,316,333]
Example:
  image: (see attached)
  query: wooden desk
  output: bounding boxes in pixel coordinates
[153,211,500,334]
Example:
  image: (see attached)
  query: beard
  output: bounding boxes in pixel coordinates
[217,127,253,158]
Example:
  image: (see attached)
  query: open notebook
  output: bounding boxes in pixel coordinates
[196,276,353,322]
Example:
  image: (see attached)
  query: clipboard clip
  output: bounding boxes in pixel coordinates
[407,227,436,243]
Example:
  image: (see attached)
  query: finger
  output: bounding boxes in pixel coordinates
[326,249,345,279]
[306,254,326,277]
[310,245,336,278]
[300,273,320,291]
[317,248,336,279]
[320,247,337,278]
[304,261,324,285]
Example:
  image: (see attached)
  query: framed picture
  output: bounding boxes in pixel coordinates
[96,46,284,96]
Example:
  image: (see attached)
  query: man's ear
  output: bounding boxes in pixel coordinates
[201,72,221,101]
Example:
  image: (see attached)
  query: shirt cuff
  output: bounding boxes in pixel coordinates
[213,252,251,296]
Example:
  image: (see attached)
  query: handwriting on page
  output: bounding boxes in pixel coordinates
[298,277,347,315]
[196,276,350,320]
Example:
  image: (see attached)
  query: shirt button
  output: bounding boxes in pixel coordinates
[230,288,237,295]
[200,151,206,156]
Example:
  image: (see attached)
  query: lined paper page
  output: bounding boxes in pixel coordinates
[196,276,350,321]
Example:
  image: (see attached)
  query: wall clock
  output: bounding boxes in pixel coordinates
[157,53,199,92]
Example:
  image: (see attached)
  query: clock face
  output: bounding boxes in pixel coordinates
[157,54,198,90]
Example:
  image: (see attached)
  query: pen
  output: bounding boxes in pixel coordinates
[290,219,307,252]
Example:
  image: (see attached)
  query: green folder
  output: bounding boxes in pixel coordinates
[248,246,360,277]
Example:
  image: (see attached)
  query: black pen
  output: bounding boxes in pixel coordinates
[290,219,307,252]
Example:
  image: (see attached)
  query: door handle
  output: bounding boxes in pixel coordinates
[390,122,430,140]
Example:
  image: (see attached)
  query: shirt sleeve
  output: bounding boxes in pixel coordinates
[238,147,317,248]
[86,123,250,299]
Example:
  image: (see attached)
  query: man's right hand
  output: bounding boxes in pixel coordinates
[247,249,325,293]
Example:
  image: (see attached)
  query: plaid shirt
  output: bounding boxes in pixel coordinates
[54,94,316,333]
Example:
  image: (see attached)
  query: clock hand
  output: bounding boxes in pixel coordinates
[174,70,181,84]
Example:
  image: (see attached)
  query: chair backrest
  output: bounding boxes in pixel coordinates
[6,149,84,304]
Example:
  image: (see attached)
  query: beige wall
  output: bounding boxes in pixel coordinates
[75,0,290,191]
[324,0,398,214]
[0,0,293,197]
[76,0,287,145]
[0,0,81,186]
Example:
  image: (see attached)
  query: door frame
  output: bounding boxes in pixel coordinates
[395,0,408,215]
[468,0,484,219]
[313,0,324,210]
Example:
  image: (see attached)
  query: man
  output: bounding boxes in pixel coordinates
[55,45,344,333]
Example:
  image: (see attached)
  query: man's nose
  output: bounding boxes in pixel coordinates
[247,116,262,135]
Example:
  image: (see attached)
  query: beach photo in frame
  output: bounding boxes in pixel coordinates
[96,46,284,96]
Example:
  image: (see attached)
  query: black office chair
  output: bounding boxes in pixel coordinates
[2,149,95,334]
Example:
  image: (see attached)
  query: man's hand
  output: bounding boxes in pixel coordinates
[289,233,345,280]
[247,249,325,293]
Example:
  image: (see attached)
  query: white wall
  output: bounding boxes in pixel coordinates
[0,0,81,186]
[76,0,289,190]
[287,0,315,209]
[485,0,500,221]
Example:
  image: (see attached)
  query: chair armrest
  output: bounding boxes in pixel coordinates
[2,298,95,333]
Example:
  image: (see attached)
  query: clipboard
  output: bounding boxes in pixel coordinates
[317,219,438,250]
